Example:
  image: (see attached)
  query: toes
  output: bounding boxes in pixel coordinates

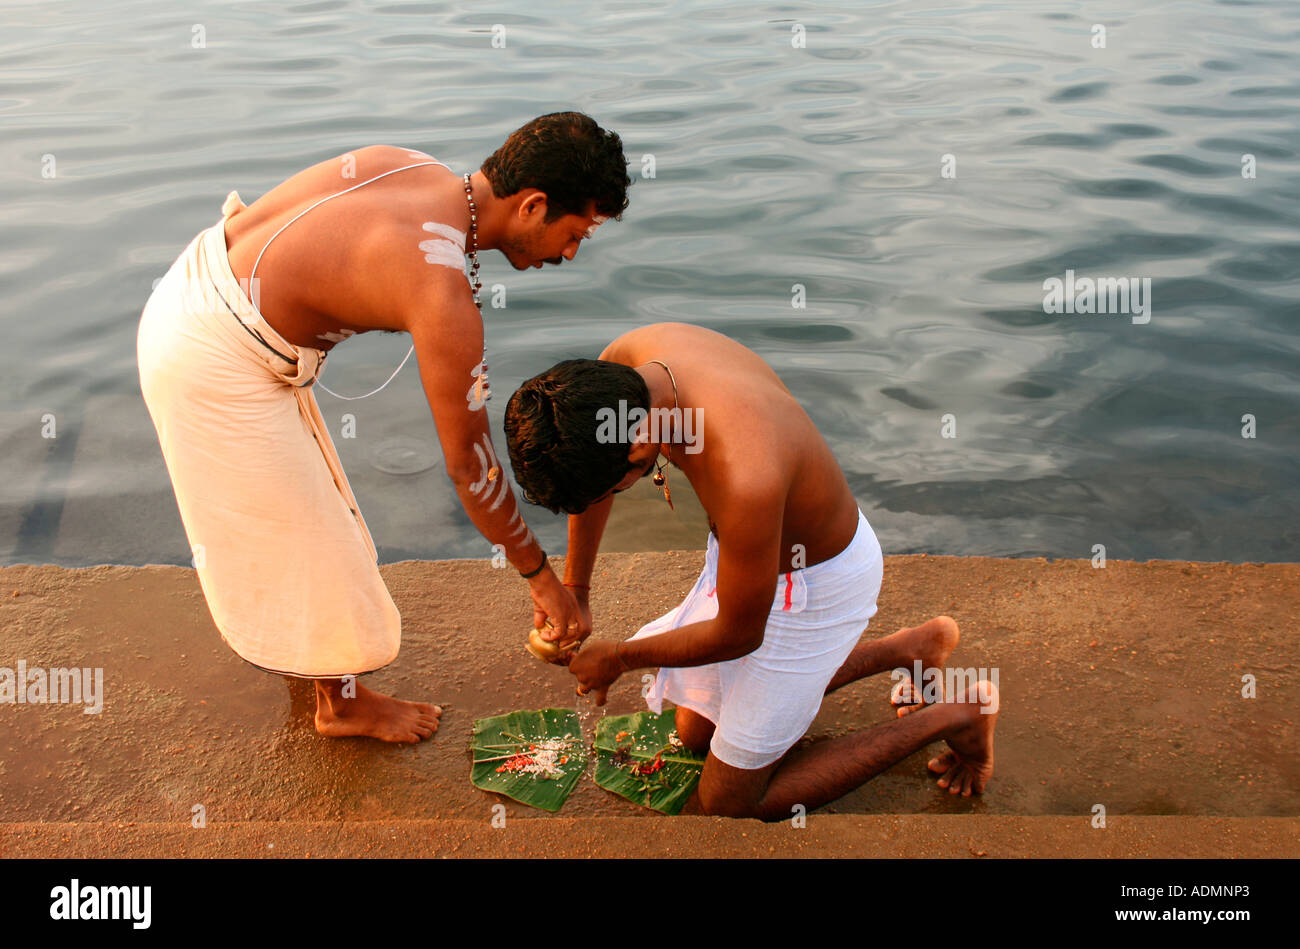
[889,680,917,707]
[897,697,926,718]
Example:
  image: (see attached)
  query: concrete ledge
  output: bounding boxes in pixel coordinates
[2,555,1297,840]
[4,817,1297,859]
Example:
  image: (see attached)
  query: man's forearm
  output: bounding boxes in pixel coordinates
[449,470,544,573]
[564,494,614,585]
[413,306,547,574]
[617,618,762,671]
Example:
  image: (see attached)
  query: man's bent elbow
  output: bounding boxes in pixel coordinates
[445,458,485,493]
[715,621,765,661]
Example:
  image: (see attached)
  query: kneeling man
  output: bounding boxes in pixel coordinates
[504,323,999,820]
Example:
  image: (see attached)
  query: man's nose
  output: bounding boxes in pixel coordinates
[563,243,580,261]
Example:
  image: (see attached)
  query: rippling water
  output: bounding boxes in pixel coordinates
[1,0,1297,566]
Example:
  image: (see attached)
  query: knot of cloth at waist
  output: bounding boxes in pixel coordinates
[217,189,326,388]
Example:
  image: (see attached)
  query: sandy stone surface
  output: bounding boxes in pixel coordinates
[1,553,1296,857]
[4,817,1296,859]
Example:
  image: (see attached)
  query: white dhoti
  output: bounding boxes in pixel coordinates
[136,192,401,677]
[631,509,884,770]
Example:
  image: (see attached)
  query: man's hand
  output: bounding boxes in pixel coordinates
[568,640,624,705]
[530,570,589,647]
[569,591,593,646]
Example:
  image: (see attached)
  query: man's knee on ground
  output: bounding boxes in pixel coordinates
[695,754,779,820]
[696,783,764,820]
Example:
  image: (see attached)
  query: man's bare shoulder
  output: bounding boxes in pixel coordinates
[706,467,788,582]
[695,429,790,524]
[601,322,735,363]
[336,148,472,332]
[384,244,478,337]
[321,144,449,178]
[231,145,458,247]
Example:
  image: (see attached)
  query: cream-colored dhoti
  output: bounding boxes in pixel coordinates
[630,510,883,769]
[136,192,400,677]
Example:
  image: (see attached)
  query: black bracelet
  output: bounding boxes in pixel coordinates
[519,550,548,580]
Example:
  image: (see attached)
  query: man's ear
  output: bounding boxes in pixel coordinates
[517,191,548,222]
[626,438,656,468]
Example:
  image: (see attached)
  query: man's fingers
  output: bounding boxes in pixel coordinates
[537,614,567,643]
[554,624,582,648]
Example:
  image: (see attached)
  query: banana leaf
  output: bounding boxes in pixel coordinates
[470,708,586,812]
[594,708,706,815]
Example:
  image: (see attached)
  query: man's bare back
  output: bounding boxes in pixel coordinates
[222,145,473,349]
[601,323,861,573]
[223,142,607,351]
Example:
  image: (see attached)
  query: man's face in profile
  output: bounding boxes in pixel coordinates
[586,452,656,509]
[500,199,601,270]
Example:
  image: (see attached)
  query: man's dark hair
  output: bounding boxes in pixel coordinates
[481,112,631,222]
[505,359,649,515]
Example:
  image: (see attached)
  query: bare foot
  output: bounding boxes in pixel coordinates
[889,615,961,717]
[928,679,998,796]
[314,681,442,743]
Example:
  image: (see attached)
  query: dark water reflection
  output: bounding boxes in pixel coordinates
[1,0,1297,566]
